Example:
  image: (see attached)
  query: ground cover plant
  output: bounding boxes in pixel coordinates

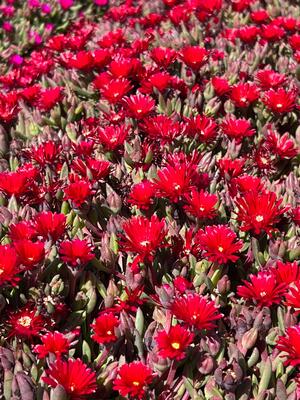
[0,0,300,398]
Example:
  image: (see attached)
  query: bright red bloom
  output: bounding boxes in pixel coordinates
[0,92,19,123]
[38,87,62,111]
[274,261,300,285]
[0,245,20,286]
[237,271,286,306]
[0,171,30,197]
[155,325,194,360]
[43,358,97,399]
[140,115,181,143]
[9,221,36,241]
[113,361,153,400]
[211,76,231,96]
[154,161,195,202]
[150,47,177,69]
[140,71,171,94]
[109,57,133,78]
[14,240,45,269]
[261,24,285,42]
[29,141,61,166]
[8,307,46,338]
[250,9,269,23]
[184,189,218,219]
[237,25,260,43]
[34,211,66,241]
[194,225,243,264]
[97,124,130,151]
[255,70,287,90]
[172,293,222,330]
[64,179,93,207]
[289,34,300,51]
[121,215,167,267]
[291,206,300,226]
[128,181,156,209]
[235,191,287,235]
[230,83,259,108]
[71,158,111,181]
[186,114,218,143]
[180,46,208,70]
[33,331,70,359]
[59,239,94,267]
[265,130,298,159]
[220,117,255,142]
[263,88,297,114]
[276,326,300,367]
[230,175,263,196]
[218,158,245,179]
[100,78,133,104]
[123,94,155,119]
[91,312,119,344]
[285,282,300,313]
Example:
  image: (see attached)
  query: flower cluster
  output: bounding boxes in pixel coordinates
[0,0,299,399]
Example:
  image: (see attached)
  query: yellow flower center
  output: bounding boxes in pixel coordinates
[133,381,140,386]
[218,246,224,252]
[171,342,180,350]
[18,316,32,327]
[0,268,3,275]
[107,330,112,335]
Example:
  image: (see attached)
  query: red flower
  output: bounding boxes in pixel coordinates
[14,240,45,269]
[0,92,19,124]
[8,307,46,338]
[109,57,133,78]
[291,206,300,226]
[237,26,260,43]
[71,158,111,181]
[9,221,36,241]
[186,114,218,143]
[289,34,300,51]
[140,72,171,94]
[218,158,245,178]
[276,325,300,367]
[154,161,195,202]
[261,24,285,42]
[0,245,20,286]
[220,117,255,142]
[64,179,93,207]
[194,225,243,264]
[150,47,177,69]
[263,88,297,114]
[91,312,119,344]
[123,94,155,119]
[97,124,130,151]
[235,191,287,235]
[184,189,218,220]
[43,358,97,399]
[38,87,63,111]
[155,325,194,360]
[101,78,133,104]
[171,293,222,330]
[230,83,259,108]
[237,271,286,306]
[33,331,70,359]
[140,115,181,143]
[230,175,263,197]
[274,261,300,285]
[59,239,94,267]
[250,9,269,23]
[128,180,156,209]
[285,282,300,313]
[255,70,287,90]
[211,76,231,96]
[0,171,30,197]
[180,46,208,71]
[29,141,61,166]
[265,130,298,159]
[121,215,167,267]
[34,211,66,241]
[113,361,153,400]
